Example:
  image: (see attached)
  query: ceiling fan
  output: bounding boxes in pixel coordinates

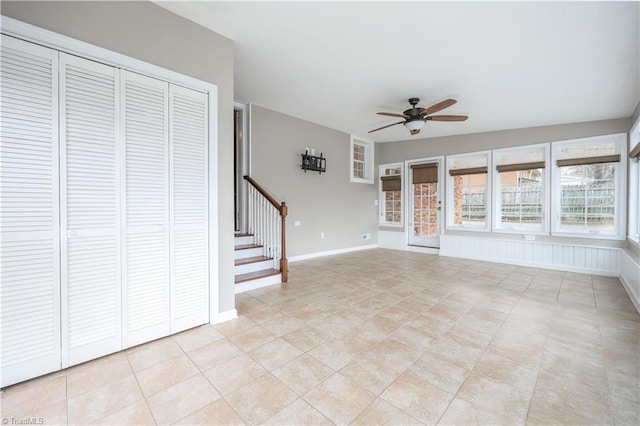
[369,97,468,135]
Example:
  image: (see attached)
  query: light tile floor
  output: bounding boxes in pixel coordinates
[2,249,639,425]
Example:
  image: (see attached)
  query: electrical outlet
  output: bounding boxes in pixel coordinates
[320,232,325,239]
[374,199,378,206]
[294,221,301,227]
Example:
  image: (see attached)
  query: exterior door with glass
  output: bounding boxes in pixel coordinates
[408,160,442,248]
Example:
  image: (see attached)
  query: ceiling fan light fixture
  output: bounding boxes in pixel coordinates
[404,119,425,132]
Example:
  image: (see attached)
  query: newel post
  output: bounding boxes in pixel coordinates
[280,202,288,284]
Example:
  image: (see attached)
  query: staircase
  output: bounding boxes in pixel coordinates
[234,232,281,293]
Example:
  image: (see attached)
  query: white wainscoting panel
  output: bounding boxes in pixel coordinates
[378,230,406,250]
[440,235,621,276]
[620,249,640,313]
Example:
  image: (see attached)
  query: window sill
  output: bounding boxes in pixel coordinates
[491,227,548,236]
[350,177,374,184]
[379,222,403,228]
[445,225,491,232]
[628,237,640,250]
[551,231,626,241]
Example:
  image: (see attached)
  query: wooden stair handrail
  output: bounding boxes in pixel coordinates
[243,175,288,283]
[243,175,282,213]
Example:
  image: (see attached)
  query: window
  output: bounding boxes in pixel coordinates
[493,144,549,233]
[379,163,403,226]
[350,136,374,183]
[552,134,626,238]
[629,120,640,245]
[446,151,490,230]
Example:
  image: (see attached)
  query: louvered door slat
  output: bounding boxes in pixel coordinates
[170,85,209,333]
[122,71,171,347]
[0,35,61,388]
[60,53,122,367]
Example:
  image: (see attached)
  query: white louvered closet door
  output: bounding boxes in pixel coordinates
[0,35,61,387]
[60,53,122,367]
[169,85,209,333]
[122,71,170,347]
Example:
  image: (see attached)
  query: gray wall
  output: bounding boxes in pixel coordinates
[250,106,378,257]
[1,1,237,313]
[378,118,632,248]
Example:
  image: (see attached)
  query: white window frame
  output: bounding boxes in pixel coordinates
[378,163,403,227]
[551,134,626,240]
[445,150,491,232]
[492,143,550,235]
[629,119,640,247]
[350,135,374,184]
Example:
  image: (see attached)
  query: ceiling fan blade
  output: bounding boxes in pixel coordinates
[420,98,457,116]
[368,120,405,133]
[377,112,409,119]
[426,115,468,122]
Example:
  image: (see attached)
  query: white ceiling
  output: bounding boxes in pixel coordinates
[156,1,639,142]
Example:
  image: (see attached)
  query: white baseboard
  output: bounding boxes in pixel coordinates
[211,309,238,324]
[288,244,378,263]
[620,249,640,314]
[440,235,621,277]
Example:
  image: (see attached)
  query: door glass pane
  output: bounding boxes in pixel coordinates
[413,182,438,237]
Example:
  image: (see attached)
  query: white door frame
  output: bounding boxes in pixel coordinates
[405,156,445,249]
[234,101,250,233]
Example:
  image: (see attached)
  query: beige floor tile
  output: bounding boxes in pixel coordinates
[0,372,66,416]
[243,305,285,324]
[531,370,612,424]
[135,353,200,397]
[213,315,258,337]
[68,375,144,424]
[173,398,244,425]
[91,400,155,425]
[455,373,530,424]
[351,397,422,425]
[187,338,243,371]
[249,338,304,371]
[281,326,327,352]
[380,372,453,425]
[438,397,512,426]
[67,352,133,398]
[264,398,332,425]
[260,314,305,337]
[172,324,225,353]
[203,353,268,396]
[426,334,485,371]
[359,314,402,335]
[473,351,538,394]
[407,353,469,395]
[126,337,184,373]
[308,338,365,371]
[339,353,404,396]
[146,374,220,425]
[3,399,67,426]
[610,395,640,426]
[303,373,376,425]
[225,325,276,352]
[225,373,298,425]
[390,325,436,352]
[272,354,333,396]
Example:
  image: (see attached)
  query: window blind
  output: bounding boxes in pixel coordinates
[411,163,438,184]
